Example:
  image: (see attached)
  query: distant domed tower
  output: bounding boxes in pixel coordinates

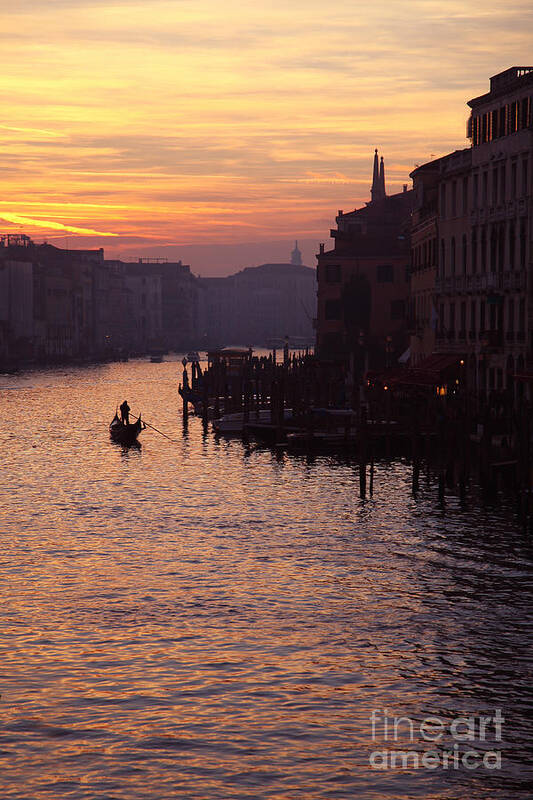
[291,240,302,266]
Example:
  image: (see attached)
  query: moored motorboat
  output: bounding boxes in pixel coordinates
[286,408,357,448]
[213,409,271,434]
[109,413,145,445]
[214,409,294,435]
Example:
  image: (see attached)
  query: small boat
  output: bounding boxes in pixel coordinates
[286,430,355,448]
[214,409,293,435]
[0,361,20,374]
[109,413,145,445]
[213,410,269,434]
[149,348,166,363]
[286,408,357,448]
[245,412,298,443]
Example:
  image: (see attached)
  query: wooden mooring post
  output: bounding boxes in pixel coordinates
[181,358,189,424]
[359,406,368,500]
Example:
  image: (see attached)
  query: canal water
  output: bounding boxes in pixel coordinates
[0,358,531,799]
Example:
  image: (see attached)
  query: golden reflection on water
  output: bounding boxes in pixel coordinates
[0,358,532,799]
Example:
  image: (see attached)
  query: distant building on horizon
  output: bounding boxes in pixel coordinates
[109,258,200,352]
[199,247,316,348]
[1,238,107,362]
[0,238,203,364]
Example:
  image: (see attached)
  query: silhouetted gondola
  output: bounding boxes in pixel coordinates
[109,413,145,445]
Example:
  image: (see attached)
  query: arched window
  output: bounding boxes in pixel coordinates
[507,298,515,333]
[509,222,515,269]
[498,225,505,273]
[490,227,497,272]
[470,300,476,337]
[451,237,456,275]
[440,184,447,218]
[520,219,527,269]
[506,355,515,392]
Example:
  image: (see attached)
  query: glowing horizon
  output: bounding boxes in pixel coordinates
[1,0,532,272]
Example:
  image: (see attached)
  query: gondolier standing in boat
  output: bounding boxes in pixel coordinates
[120,399,130,425]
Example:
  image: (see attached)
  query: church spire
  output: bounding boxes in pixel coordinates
[371,148,386,203]
[371,149,380,202]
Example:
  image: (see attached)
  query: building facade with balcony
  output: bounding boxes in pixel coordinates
[410,67,532,396]
[409,159,439,365]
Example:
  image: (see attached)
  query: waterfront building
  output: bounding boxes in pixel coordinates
[0,256,34,362]
[102,258,200,353]
[409,149,473,369]
[411,66,533,396]
[1,239,105,361]
[32,244,103,359]
[199,275,236,347]
[316,151,413,370]
[0,238,169,362]
[92,259,131,355]
[408,159,439,365]
[200,255,316,348]
[124,263,163,352]
[155,260,199,351]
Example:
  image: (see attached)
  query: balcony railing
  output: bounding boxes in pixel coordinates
[435,271,526,298]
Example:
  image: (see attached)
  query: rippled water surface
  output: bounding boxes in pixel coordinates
[1,359,532,799]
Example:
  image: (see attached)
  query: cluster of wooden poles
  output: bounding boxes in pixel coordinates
[177,351,533,529]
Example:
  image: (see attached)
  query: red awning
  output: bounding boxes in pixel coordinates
[413,353,463,374]
[367,353,463,390]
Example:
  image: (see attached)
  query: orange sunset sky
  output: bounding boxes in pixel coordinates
[1,0,532,274]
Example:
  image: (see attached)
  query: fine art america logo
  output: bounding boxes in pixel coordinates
[369,709,504,770]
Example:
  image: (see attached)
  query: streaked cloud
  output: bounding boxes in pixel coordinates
[0,0,531,271]
[0,213,117,237]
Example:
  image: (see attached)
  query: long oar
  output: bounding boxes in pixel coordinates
[128,411,178,443]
